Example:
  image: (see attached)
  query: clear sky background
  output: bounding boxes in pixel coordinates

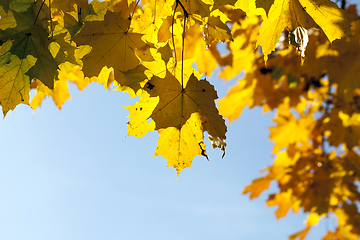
[0,66,340,240]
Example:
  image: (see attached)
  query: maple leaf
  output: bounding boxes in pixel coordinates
[3,0,360,235]
[50,0,89,14]
[6,0,33,12]
[0,40,36,116]
[126,71,226,175]
[212,0,237,9]
[0,2,58,89]
[72,11,151,78]
[242,174,273,199]
[270,113,315,154]
[256,0,351,60]
[124,90,158,138]
[288,227,311,240]
[30,78,71,110]
[146,0,176,19]
[322,110,360,149]
[0,6,16,30]
[218,76,257,122]
[178,0,212,18]
[131,8,161,44]
[266,190,300,219]
[202,16,232,46]
[218,14,260,79]
[114,64,152,97]
[298,0,352,42]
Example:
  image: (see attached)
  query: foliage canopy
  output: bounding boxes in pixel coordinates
[1,0,360,238]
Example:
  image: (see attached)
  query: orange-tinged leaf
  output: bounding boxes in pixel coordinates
[243,175,272,199]
[289,227,311,240]
[338,111,360,149]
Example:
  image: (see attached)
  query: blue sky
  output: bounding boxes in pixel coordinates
[0,67,339,240]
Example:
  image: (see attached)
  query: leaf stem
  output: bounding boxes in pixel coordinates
[171,0,189,76]
[49,0,53,38]
[34,0,46,26]
[181,12,186,89]
[131,0,141,19]
[172,0,178,67]
[341,0,346,9]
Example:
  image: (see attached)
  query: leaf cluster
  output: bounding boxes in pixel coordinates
[1,0,360,238]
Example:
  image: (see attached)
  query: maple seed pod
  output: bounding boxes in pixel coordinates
[289,26,309,58]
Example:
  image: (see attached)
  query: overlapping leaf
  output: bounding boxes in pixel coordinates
[73,11,151,78]
[1,0,360,238]
[126,70,226,175]
[0,40,36,116]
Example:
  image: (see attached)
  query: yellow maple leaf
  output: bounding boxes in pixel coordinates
[49,0,89,14]
[114,64,152,97]
[218,76,256,122]
[125,71,227,175]
[256,0,351,60]
[155,112,208,176]
[124,90,159,138]
[298,0,351,42]
[322,19,360,103]
[242,174,273,199]
[270,114,315,154]
[338,111,360,149]
[266,189,301,218]
[202,16,233,46]
[30,79,71,110]
[178,0,212,18]
[323,110,360,150]
[131,8,162,44]
[73,11,151,78]
[218,14,259,79]
[142,0,175,19]
[166,21,218,76]
[289,226,311,240]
